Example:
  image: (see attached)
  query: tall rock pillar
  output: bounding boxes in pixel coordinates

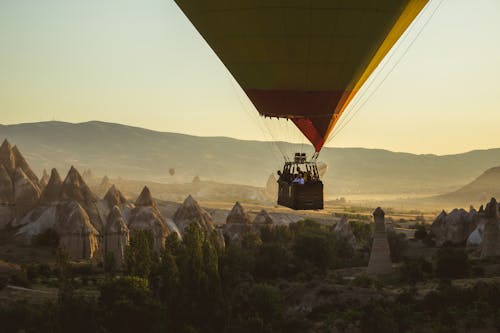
[367,207,393,275]
[480,198,500,258]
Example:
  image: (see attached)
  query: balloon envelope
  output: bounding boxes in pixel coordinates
[175,0,428,151]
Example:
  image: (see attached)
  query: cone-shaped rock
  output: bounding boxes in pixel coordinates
[105,206,129,267]
[11,146,40,189]
[39,168,63,205]
[226,202,251,225]
[367,207,393,275]
[40,169,49,189]
[135,186,156,208]
[0,139,16,176]
[104,184,127,209]
[173,195,214,234]
[253,209,274,225]
[13,167,41,219]
[265,173,278,200]
[61,166,97,205]
[481,198,500,258]
[0,164,13,204]
[334,216,356,245]
[55,200,99,259]
[129,187,169,251]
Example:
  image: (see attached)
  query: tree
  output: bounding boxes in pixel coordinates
[436,247,470,280]
[125,230,153,278]
[400,256,433,284]
[387,231,408,262]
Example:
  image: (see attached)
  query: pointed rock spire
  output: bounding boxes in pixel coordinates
[40,169,50,188]
[105,206,129,267]
[481,198,500,258]
[40,168,63,205]
[173,195,214,233]
[135,186,156,208]
[106,206,129,234]
[11,146,40,189]
[367,207,393,275]
[226,201,251,224]
[104,184,128,208]
[61,166,96,204]
[55,200,99,259]
[253,209,274,225]
[129,188,169,252]
[0,164,13,204]
[0,139,16,176]
[13,167,41,219]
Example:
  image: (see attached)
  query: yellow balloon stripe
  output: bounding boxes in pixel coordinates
[325,0,429,140]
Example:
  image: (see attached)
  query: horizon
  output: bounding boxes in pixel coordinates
[1,0,500,155]
[2,119,500,158]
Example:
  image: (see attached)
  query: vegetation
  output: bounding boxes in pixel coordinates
[1,219,499,332]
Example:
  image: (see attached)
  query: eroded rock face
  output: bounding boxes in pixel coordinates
[11,146,40,189]
[480,198,500,258]
[173,195,214,234]
[39,168,63,205]
[0,165,13,204]
[334,216,356,246]
[105,206,129,267]
[40,169,49,189]
[265,174,278,200]
[0,139,16,176]
[55,201,99,260]
[128,186,169,252]
[226,202,251,225]
[104,185,128,209]
[253,209,274,225]
[367,207,392,275]
[430,209,476,246]
[13,168,41,220]
[61,166,97,205]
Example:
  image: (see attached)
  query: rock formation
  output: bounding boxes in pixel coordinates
[367,207,392,275]
[13,167,41,219]
[39,168,63,205]
[11,145,40,189]
[480,198,500,258]
[334,216,356,246]
[223,202,253,244]
[55,201,99,260]
[0,164,13,204]
[253,209,274,225]
[40,169,49,189]
[173,195,214,234]
[0,139,16,176]
[104,184,128,209]
[226,202,251,225]
[105,206,129,267]
[128,186,169,252]
[265,173,278,200]
[61,166,97,205]
[430,208,478,246]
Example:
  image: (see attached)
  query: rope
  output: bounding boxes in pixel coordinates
[327,0,445,144]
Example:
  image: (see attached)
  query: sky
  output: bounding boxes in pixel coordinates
[0,0,499,155]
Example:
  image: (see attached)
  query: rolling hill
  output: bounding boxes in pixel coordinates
[1,121,500,196]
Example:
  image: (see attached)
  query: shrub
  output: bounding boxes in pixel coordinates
[387,231,408,262]
[32,228,59,248]
[436,247,470,280]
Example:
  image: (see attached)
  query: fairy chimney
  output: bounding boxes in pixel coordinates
[367,207,393,275]
[480,198,500,258]
[226,202,251,225]
[105,206,129,267]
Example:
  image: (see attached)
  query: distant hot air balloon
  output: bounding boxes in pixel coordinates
[174,0,429,153]
[169,168,175,176]
[175,0,429,209]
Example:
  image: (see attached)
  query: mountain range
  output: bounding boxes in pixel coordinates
[1,121,500,196]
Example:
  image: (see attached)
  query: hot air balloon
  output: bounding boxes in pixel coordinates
[169,168,175,176]
[175,0,429,209]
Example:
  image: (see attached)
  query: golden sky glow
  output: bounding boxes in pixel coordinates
[1,0,499,155]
